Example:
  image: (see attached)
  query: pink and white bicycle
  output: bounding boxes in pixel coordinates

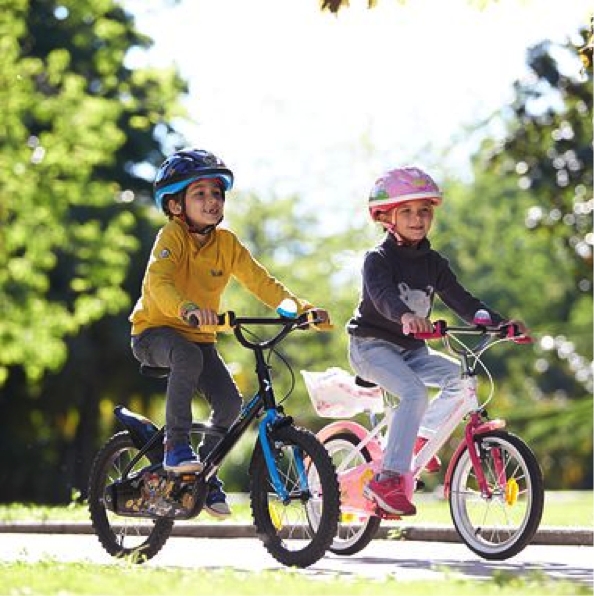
[302,313,544,560]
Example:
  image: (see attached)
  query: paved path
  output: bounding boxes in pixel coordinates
[0,533,592,587]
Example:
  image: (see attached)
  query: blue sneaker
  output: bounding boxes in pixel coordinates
[163,443,203,474]
[205,477,231,518]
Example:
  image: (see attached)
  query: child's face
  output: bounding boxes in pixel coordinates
[386,199,434,243]
[184,178,225,228]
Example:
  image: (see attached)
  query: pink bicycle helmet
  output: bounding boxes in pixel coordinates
[368,167,443,220]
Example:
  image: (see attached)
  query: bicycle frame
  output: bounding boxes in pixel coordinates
[311,318,543,560]
[90,308,341,568]
[112,313,318,518]
[319,321,529,518]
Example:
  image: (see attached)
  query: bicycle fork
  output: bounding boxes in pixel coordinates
[464,413,510,498]
[258,408,307,505]
[418,374,508,499]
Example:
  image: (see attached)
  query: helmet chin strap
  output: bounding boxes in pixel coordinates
[379,211,421,247]
[179,214,223,235]
[191,216,224,235]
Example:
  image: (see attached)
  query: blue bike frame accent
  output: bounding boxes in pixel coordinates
[293,446,308,492]
[258,408,290,502]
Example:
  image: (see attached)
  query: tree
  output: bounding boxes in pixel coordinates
[451,29,593,488]
[482,28,592,386]
[0,0,186,385]
[0,0,188,502]
[320,0,378,12]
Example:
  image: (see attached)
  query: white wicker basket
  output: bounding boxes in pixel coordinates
[301,367,384,418]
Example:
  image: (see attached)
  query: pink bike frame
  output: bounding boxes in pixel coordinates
[319,322,530,518]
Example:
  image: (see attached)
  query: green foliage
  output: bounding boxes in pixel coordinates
[0,0,187,502]
[485,30,593,298]
[218,193,374,421]
[453,31,593,489]
[0,0,186,384]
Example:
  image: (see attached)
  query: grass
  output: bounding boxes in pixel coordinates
[0,561,590,596]
[0,491,591,527]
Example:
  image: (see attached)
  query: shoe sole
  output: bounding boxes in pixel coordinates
[204,505,232,518]
[163,463,204,474]
[363,487,416,517]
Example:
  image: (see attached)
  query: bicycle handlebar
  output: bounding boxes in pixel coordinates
[413,320,533,344]
[188,310,332,340]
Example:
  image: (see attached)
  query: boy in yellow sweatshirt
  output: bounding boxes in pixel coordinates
[130,148,328,517]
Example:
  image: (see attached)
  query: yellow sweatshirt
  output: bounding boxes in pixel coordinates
[130,219,312,342]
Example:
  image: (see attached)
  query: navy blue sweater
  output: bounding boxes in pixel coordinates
[347,234,504,350]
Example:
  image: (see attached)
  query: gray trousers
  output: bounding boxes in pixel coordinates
[131,327,242,454]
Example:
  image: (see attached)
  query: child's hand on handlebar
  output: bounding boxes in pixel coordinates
[499,318,528,334]
[183,307,219,328]
[498,319,532,343]
[401,312,433,336]
[501,319,529,335]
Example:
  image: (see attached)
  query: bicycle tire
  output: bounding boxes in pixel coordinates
[449,430,544,560]
[249,424,340,568]
[88,431,174,563]
[323,431,382,555]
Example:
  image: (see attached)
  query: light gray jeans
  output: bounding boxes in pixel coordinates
[348,335,462,474]
[131,327,242,455]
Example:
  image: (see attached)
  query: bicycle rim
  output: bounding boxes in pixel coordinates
[88,432,173,562]
[249,424,339,568]
[449,430,544,560]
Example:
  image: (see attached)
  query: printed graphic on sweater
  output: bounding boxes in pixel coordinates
[398,282,433,317]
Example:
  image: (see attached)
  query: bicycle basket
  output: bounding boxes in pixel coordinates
[301,367,384,418]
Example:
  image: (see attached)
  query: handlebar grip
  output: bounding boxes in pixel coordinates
[500,322,533,344]
[188,311,236,332]
[413,319,447,339]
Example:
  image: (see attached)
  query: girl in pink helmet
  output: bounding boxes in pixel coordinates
[347,166,527,516]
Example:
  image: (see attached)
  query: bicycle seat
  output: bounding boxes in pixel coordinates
[354,376,377,389]
[140,364,170,378]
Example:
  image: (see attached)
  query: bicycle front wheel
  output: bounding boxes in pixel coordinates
[449,430,544,560]
[249,424,340,568]
[88,431,174,563]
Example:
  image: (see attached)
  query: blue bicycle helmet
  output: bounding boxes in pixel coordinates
[153,148,234,212]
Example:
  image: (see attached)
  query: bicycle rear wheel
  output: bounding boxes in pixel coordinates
[449,430,544,560]
[249,424,340,568]
[88,431,173,563]
[322,432,382,555]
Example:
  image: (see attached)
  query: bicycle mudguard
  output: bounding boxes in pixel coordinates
[114,405,162,455]
[316,420,383,461]
[442,419,507,498]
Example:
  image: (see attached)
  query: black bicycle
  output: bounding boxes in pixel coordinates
[88,309,340,568]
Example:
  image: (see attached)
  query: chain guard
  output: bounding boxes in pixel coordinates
[107,469,205,519]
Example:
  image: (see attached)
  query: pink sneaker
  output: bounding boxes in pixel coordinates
[363,474,416,516]
[414,437,441,474]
